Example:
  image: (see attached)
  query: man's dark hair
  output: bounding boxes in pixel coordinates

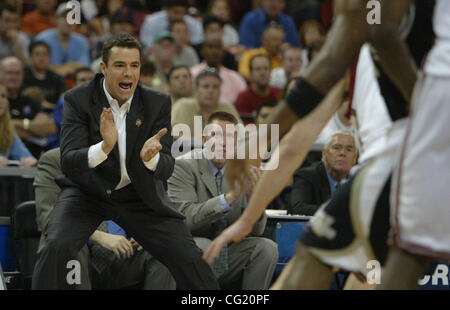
[140,59,156,76]
[110,7,134,25]
[164,0,189,8]
[262,22,285,40]
[168,65,191,81]
[195,68,222,87]
[0,4,19,17]
[207,111,238,125]
[256,100,277,118]
[249,53,271,72]
[169,19,187,31]
[29,41,51,55]
[203,15,224,30]
[102,32,142,65]
[74,67,94,82]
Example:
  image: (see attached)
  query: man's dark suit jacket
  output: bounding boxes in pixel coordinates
[60,73,182,218]
[289,161,331,216]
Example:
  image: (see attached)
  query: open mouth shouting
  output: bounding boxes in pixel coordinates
[119,82,133,91]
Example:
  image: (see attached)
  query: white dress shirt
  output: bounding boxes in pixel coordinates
[87,79,160,190]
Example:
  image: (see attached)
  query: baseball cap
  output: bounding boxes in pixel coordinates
[154,31,174,44]
[56,2,73,17]
[111,7,134,25]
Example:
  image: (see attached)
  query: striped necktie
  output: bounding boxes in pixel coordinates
[213,170,229,278]
[90,221,111,274]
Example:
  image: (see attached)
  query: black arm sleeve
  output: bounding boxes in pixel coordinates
[285,77,325,119]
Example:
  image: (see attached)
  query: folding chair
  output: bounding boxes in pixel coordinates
[10,201,41,289]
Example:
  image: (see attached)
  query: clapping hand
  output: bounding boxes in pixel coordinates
[100,108,118,154]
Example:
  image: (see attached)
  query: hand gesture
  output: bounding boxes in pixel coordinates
[20,157,37,167]
[0,156,8,166]
[100,108,118,154]
[226,130,263,193]
[203,218,253,264]
[130,238,143,251]
[140,128,167,162]
[224,184,241,205]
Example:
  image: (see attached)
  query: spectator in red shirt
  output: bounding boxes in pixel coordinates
[235,53,281,123]
[21,0,57,36]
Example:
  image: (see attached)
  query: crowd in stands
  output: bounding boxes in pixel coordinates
[0,0,359,200]
[0,0,338,163]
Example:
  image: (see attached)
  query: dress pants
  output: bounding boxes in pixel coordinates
[194,237,278,289]
[32,185,220,289]
[92,249,176,290]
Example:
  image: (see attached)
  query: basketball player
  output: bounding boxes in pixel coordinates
[203,0,434,289]
[380,0,450,289]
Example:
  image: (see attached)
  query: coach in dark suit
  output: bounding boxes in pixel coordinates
[289,131,357,216]
[32,33,219,290]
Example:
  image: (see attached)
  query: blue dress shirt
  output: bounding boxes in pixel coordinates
[326,170,341,196]
[238,8,301,48]
[36,29,91,66]
[107,221,127,238]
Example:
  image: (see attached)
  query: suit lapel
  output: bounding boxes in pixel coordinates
[318,162,332,199]
[91,75,110,128]
[222,172,230,194]
[199,158,219,197]
[126,88,144,165]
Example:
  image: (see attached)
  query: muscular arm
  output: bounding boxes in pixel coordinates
[369,0,416,102]
[268,0,415,138]
[239,80,347,228]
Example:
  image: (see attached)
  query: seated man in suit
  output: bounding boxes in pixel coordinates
[289,130,357,216]
[168,111,278,289]
[33,148,176,290]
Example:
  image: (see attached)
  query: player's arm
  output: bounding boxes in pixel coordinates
[369,0,416,102]
[203,79,347,263]
[237,79,347,235]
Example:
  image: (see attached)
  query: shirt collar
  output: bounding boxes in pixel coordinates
[207,160,226,177]
[102,78,133,113]
[325,168,339,192]
[260,8,281,25]
[200,62,223,73]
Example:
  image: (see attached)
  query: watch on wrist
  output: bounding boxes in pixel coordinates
[23,118,30,130]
